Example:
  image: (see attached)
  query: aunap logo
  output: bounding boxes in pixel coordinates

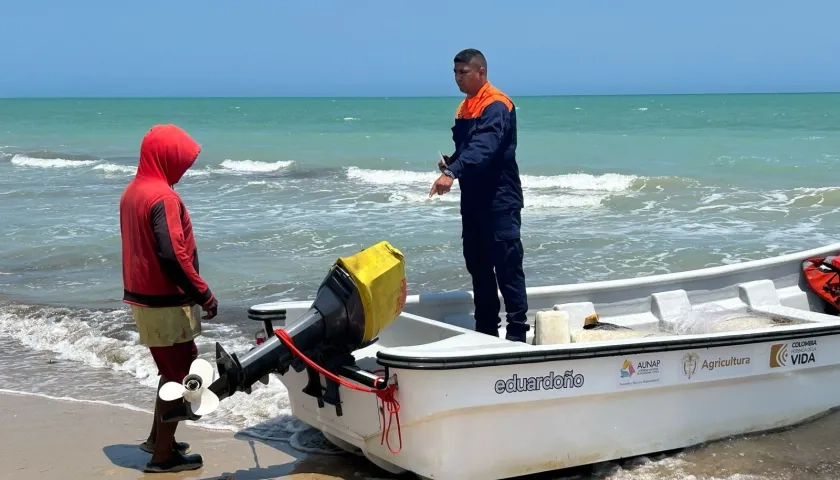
[620,359,635,378]
[769,343,788,368]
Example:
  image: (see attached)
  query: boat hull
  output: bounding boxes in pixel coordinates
[250,242,840,479]
[284,331,840,479]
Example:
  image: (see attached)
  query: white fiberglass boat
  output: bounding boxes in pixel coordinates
[240,241,840,480]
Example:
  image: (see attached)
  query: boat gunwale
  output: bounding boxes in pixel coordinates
[254,242,840,311]
[376,322,840,370]
[408,241,840,305]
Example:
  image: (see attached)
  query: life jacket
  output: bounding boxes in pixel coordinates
[802,256,840,307]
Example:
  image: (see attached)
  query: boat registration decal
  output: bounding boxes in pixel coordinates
[494,370,585,394]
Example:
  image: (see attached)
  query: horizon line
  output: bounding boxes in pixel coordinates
[2,89,839,100]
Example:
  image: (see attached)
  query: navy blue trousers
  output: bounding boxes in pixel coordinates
[462,210,529,341]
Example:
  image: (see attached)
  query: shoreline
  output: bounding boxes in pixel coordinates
[0,390,393,480]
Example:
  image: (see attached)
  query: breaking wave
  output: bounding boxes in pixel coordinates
[0,303,310,442]
[10,154,100,169]
[10,156,297,178]
[345,166,646,211]
[219,159,295,173]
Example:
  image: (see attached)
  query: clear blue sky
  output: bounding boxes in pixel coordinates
[2,0,838,98]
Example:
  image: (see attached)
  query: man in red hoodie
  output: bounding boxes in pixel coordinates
[120,124,218,473]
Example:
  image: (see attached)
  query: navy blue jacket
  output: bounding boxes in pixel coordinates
[447,83,524,218]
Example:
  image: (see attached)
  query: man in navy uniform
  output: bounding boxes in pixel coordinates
[429,48,529,343]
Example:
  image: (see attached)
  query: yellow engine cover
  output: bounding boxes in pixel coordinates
[336,241,407,343]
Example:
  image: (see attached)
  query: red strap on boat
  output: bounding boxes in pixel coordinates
[274,328,402,454]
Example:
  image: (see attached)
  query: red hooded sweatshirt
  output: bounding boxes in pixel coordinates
[119,124,215,309]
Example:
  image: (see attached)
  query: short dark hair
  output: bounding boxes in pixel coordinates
[454,48,487,69]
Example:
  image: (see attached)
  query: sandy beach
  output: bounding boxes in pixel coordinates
[8,375,840,480]
[8,386,840,480]
[0,390,394,480]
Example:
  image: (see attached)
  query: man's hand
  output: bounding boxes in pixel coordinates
[202,296,218,320]
[429,174,454,198]
[438,154,452,173]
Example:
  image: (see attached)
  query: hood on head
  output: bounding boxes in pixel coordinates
[136,124,202,186]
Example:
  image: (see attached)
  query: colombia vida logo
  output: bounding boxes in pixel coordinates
[770,340,817,368]
[769,343,789,368]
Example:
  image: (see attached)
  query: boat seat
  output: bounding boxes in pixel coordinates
[737,279,780,307]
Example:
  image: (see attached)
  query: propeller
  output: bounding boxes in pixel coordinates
[158,358,220,416]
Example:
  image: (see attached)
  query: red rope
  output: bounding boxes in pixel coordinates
[274,328,402,454]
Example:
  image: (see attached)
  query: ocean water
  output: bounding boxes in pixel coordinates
[3,93,840,479]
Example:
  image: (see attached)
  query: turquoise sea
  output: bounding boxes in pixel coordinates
[3,93,840,479]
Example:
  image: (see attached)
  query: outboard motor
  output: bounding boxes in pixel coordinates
[162,240,407,422]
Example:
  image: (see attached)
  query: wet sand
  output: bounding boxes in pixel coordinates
[5,390,840,480]
[0,391,389,480]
